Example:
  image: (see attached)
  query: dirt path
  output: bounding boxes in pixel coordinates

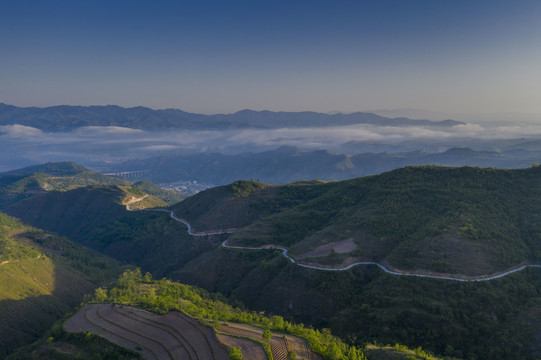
[125,194,149,210]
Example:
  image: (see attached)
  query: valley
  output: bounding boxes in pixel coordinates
[2,163,541,359]
[0,213,125,357]
[5,2,541,359]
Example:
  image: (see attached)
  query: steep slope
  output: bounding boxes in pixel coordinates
[5,166,541,359]
[7,165,541,276]
[0,212,123,356]
[3,185,213,278]
[170,180,279,231]
[172,166,541,276]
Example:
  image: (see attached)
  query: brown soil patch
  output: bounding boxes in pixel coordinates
[285,334,319,360]
[216,333,267,360]
[219,322,314,360]
[298,238,357,259]
[65,303,228,360]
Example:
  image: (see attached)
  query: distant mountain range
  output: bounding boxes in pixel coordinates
[0,103,464,131]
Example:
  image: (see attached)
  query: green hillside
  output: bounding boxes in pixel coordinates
[4,185,213,278]
[9,269,445,360]
[4,166,541,359]
[170,180,279,230]
[0,212,124,357]
[0,162,184,209]
[174,166,541,276]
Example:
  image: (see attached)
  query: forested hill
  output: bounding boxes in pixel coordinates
[0,103,463,131]
[172,165,541,276]
[4,165,541,359]
[0,162,184,209]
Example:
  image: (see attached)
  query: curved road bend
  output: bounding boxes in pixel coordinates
[146,209,541,282]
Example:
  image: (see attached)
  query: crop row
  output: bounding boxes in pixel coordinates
[64,304,228,360]
[219,322,292,360]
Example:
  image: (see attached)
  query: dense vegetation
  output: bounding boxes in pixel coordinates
[92,269,446,360]
[178,248,541,360]
[0,212,124,357]
[171,180,279,230]
[193,166,541,275]
[4,165,541,359]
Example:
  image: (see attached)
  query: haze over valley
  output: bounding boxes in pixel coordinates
[2,1,541,360]
[2,104,541,186]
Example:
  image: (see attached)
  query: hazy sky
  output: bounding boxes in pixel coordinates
[2,0,541,114]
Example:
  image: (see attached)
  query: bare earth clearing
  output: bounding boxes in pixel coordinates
[297,237,357,259]
[218,321,315,360]
[216,333,267,360]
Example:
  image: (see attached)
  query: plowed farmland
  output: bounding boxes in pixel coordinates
[64,304,228,360]
[65,303,317,360]
[216,333,267,360]
[218,322,316,360]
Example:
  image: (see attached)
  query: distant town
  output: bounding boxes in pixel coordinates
[159,180,215,196]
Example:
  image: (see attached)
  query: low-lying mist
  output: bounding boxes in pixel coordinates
[2,121,541,173]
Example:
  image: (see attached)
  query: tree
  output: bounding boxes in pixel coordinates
[94,287,108,302]
[229,346,243,360]
[326,341,342,360]
[288,350,297,360]
[346,346,366,360]
[271,315,285,330]
[118,268,142,288]
[263,329,272,342]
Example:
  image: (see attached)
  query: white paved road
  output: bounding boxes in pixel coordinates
[149,209,541,282]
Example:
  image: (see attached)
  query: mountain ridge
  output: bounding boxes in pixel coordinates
[0,162,184,209]
[3,166,541,359]
[0,103,464,132]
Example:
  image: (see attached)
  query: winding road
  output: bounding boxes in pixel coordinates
[144,208,541,282]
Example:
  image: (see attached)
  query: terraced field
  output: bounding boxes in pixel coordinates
[285,334,319,360]
[216,333,267,360]
[65,303,317,360]
[64,304,228,360]
[218,322,316,360]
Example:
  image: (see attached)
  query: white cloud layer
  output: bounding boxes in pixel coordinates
[3,122,541,170]
[0,124,42,138]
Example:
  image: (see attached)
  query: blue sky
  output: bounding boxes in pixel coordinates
[1,0,540,114]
